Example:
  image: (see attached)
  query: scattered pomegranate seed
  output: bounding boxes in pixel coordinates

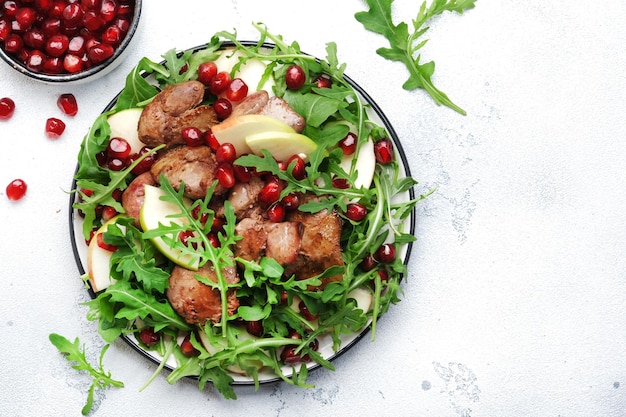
[246,320,264,337]
[197,61,217,85]
[206,232,220,248]
[6,178,27,201]
[45,117,65,138]
[331,177,350,189]
[209,71,231,95]
[57,93,78,116]
[178,230,197,249]
[282,192,300,211]
[138,327,160,347]
[338,132,357,155]
[215,142,237,164]
[101,205,117,222]
[233,163,252,183]
[225,77,248,102]
[377,269,389,282]
[215,162,236,188]
[374,138,394,164]
[287,154,306,180]
[213,97,232,120]
[96,232,117,251]
[374,243,396,263]
[180,334,200,357]
[285,64,306,90]
[359,253,377,272]
[129,146,156,175]
[203,129,220,151]
[313,73,332,89]
[266,202,285,223]
[298,301,318,321]
[0,97,16,120]
[181,126,203,147]
[345,203,368,222]
[258,180,282,207]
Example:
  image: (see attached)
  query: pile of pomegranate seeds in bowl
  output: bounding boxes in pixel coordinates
[0,0,142,83]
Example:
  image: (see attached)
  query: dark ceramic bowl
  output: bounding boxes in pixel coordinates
[0,0,142,84]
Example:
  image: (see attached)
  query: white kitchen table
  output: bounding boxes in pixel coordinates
[2,1,626,416]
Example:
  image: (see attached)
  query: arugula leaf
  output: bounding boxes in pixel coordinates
[355,0,476,114]
[49,334,124,415]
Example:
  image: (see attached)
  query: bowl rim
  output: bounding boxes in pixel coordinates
[0,0,142,83]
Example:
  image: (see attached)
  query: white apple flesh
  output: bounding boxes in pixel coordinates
[139,185,198,270]
[211,114,295,156]
[107,108,144,154]
[245,130,319,162]
[213,49,276,94]
[87,215,124,292]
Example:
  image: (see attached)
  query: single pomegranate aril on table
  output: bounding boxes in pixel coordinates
[6,178,27,201]
[57,93,78,116]
[45,117,65,138]
[374,138,394,164]
[138,327,160,347]
[285,64,306,90]
[181,126,203,147]
[0,97,16,120]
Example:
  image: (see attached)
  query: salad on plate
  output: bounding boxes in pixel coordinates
[70,23,422,399]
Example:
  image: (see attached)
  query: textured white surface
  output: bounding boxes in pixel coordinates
[2,1,626,416]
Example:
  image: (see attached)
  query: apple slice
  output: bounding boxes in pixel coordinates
[347,287,373,314]
[107,108,144,154]
[245,131,318,162]
[339,137,376,190]
[211,114,295,156]
[213,49,276,94]
[87,215,124,292]
[139,184,198,270]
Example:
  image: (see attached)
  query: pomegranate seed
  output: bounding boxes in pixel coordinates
[138,327,160,347]
[181,126,203,147]
[225,78,248,102]
[67,35,86,54]
[101,205,117,222]
[15,7,37,29]
[107,137,130,159]
[107,157,125,171]
[100,0,118,22]
[213,97,232,120]
[62,3,83,27]
[0,18,11,42]
[374,243,396,263]
[266,202,285,223]
[190,205,209,226]
[374,138,394,164]
[345,203,367,222]
[338,132,357,155]
[45,117,65,138]
[4,33,23,54]
[258,181,282,207]
[111,188,123,202]
[209,71,231,95]
[3,1,17,17]
[287,154,306,180]
[57,93,78,116]
[26,49,46,71]
[285,64,306,90]
[215,163,236,188]
[81,0,102,10]
[42,56,63,73]
[233,163,252,183]
[63,53,83,73]
[112,15,129,33]
[23,28,45,49]
[180,334,200,357]
[211,217,224,233]
[0,97,16,120]
[359,253,377,272]
[206,232,220,248]
[45,33,69,56]
[281,345,301,364]
[82,10,104,31]
[332,177,350,189]
[129,147,156,175]
[246,320,264,337]
[41,17,61,36]
[101,24,121,45]
[6,178,27,201]
[282,193,300,211]
[215,142,236,164]
[88,42,114,64]
[377,269,390,282]
[178,230,197,249]
[197,61,217,85]
[35,0,53,12]
[298,301,318,321]
[203,129,220,150]
[96,232,117,251]
[313,73,332,89]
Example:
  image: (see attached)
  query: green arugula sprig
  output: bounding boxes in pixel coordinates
[49,334,124,415]
[355,0,476,114]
